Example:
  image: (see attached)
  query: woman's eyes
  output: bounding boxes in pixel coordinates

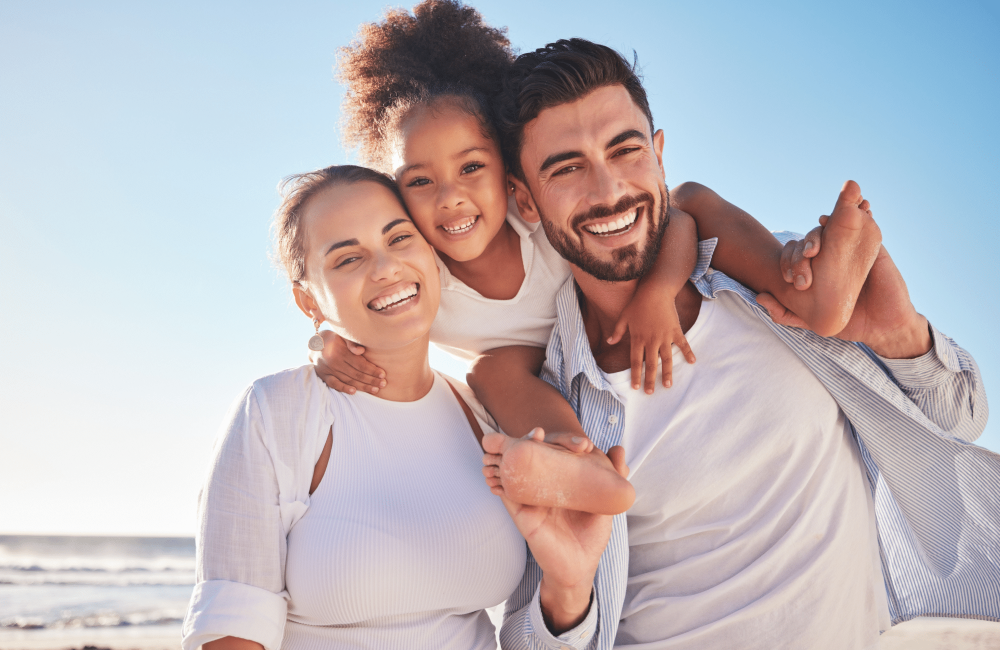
[334,256,361,269]
[389,233,412,245]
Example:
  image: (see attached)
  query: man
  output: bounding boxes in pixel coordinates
[484,38,995,649]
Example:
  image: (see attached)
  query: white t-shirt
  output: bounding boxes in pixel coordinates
[183,367,526,650]
[430,198,571,360]
[605,292,890,650]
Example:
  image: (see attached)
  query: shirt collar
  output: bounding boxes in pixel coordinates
[549,237,720,393]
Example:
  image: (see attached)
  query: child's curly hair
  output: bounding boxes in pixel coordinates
[337,0,515,172]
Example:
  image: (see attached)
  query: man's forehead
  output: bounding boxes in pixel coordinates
[522,85,651,167]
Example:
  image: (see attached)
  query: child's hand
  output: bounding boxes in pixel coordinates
[607,290,696,393]
[779,223,824,290]
[309,330,386,395]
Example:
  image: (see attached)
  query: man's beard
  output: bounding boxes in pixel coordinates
[539,185,670,282]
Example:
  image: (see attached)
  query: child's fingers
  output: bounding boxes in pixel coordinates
[344,340,367,355]
[801,225,823,258]
[320,372,357,395]
[818,214,829,227]
[482,465,500,479]
[675,335,697,365]
[482,453,502,467]
[780,240,796,283]
[630,341,644,390]
[789,239,813,290]
[607,317,629,345]
[661,347,673,389]
[335,362,384,391]
[344,354,387,384]
[643,343,658,394]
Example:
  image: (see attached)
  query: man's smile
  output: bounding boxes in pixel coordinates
[582,207,641,237]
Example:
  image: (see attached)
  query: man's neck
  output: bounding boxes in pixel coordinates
[573,267,702,374]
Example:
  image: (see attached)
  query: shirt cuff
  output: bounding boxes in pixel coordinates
[877,323,960,389]
[182,580,288,650]
[526,583,599,649]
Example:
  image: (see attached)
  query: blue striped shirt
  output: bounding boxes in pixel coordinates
[499,236,996,650]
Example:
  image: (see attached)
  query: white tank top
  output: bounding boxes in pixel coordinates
[430,198,572,360]
[282,373,527,650]
[609,293,889,649]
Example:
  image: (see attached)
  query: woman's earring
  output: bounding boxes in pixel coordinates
[308,319,325,352]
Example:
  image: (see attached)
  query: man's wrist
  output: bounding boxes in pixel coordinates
[538,575,594,635]
[867,313,933,360]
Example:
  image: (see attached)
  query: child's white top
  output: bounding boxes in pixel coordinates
[182,366,527,650]
[430,198,572,360]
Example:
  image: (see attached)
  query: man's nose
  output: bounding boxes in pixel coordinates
[589,160,626,209]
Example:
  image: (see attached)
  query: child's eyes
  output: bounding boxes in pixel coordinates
[406,177,431,188]
[461,163,485,175]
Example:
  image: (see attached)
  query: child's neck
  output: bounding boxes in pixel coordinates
[363,336,435,402]
[439,220,525,300]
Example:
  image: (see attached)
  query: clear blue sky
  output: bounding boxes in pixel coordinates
[1,0,997,536]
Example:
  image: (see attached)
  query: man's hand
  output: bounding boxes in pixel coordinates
[757,181,932,359]
[497,446,628,634]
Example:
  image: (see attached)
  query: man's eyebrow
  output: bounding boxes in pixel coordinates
[606,129,647,149]
[539,150,584,175]
[382,218,411,234]
[324,238,360,257]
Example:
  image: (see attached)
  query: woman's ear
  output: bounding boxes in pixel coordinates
[292,283,323,322]
[509,174,540,224]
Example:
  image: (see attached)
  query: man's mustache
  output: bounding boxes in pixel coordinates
[570,192,656,232]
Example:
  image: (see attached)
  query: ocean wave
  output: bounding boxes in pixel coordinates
[0,570,195,587]
[1,611,185,631]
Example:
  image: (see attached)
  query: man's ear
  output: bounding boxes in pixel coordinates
[652,129,666,177]
[292,283,323,322]
[510,174,540,223]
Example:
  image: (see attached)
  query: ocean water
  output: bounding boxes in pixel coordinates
[0,535,193,646]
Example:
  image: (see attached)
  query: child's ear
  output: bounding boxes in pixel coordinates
[510,175,540,223]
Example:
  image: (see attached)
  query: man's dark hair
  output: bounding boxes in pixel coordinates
[496,38,654,181]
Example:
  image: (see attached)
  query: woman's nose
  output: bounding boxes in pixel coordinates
[370,249,404,281]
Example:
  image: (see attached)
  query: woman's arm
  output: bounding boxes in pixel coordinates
[468,346,634,515]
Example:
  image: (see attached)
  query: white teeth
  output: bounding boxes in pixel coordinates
[442,216,478,234]
[583,209,638,235]
[371,283,419,311]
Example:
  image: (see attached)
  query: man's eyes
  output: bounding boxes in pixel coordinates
[552,165,581,177]
[613,146,641,157]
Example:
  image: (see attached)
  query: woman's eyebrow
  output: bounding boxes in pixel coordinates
[382,218,411,234]
[324,238,360,257]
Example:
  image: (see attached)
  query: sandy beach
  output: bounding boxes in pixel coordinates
[1,618,997,650]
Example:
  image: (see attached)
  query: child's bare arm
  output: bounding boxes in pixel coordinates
[311,330,386,395]
[468,346,635,515]
[608,210,699,393]
[468,346,588,442]
[671,181,880,338]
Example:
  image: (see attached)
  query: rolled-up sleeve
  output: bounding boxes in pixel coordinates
[877,322,988,443]
[182,386,289,650]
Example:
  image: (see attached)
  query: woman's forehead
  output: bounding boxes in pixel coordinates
[304,182,409,247]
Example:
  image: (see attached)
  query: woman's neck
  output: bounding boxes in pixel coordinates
[362,335,436,402]
[439,220,525,300]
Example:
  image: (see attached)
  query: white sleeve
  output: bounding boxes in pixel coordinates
[182,386,289,650]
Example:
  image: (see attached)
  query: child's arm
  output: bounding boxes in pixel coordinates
[467,346,634,515]
[311,330,386,395]
[670,181,880,338]
[607,210,699,393]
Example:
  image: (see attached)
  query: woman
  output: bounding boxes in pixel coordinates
[181,165,631,650]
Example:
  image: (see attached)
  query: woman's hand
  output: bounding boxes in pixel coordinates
[607,287,696,393]
[309,330,386,395]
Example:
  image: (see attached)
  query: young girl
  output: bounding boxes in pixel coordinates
[316,0,870,512]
